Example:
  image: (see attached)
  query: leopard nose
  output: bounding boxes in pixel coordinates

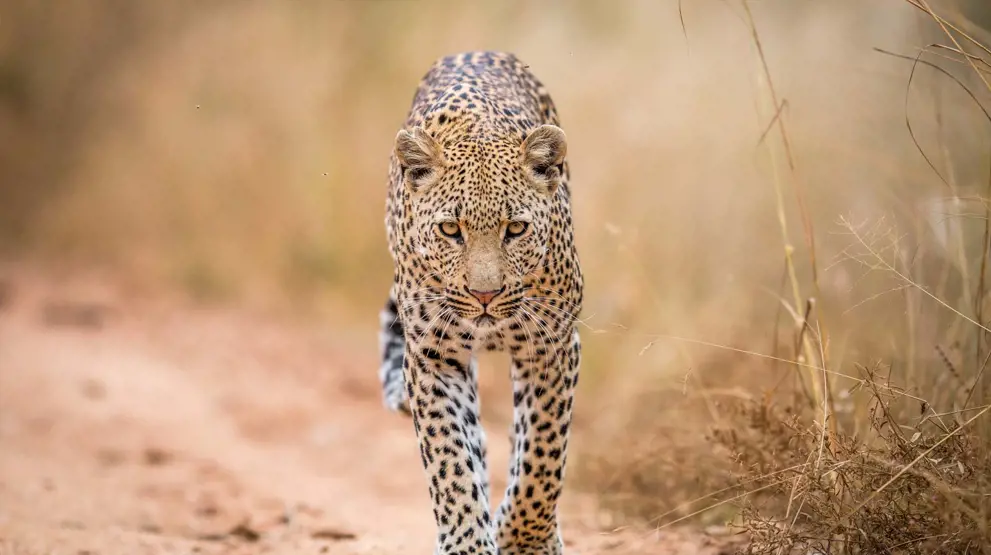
[468,287,503,306]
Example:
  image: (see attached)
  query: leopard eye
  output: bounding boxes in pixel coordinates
[505,221,528,239]
[438,221,462,239]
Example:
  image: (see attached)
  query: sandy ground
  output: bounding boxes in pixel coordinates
[0,266,740,554]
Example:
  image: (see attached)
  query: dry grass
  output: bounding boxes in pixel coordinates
[714,383,991,553]
[579,2,991,553]
[3,1,991,552]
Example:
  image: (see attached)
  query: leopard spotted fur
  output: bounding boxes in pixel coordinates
[378,50,583,555]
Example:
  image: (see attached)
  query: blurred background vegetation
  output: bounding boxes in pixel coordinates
[2,0,991,544]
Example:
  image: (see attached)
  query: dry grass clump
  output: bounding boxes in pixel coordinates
[713,369,991,554]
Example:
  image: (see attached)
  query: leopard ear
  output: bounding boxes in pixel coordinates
[521,124,567,194]
[395,126,444,193]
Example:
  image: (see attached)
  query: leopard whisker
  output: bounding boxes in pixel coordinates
[513,313,537,366]
[518,305,554,358]
[522,297,594,330]
[528,288,583,312]
[413,304,452,347]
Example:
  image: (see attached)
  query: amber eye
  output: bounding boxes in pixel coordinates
[505,221,528,239]
[438,221,461,239]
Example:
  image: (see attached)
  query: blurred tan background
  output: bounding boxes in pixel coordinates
[1,1,983,313]
[2,1,991,551]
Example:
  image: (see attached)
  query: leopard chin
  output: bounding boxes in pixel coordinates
[473,314,497,327]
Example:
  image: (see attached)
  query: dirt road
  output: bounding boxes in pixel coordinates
[0,267,736,554]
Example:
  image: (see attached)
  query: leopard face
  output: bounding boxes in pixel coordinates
[396,123,567,331]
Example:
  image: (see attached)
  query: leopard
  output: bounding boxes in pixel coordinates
[378,50,583,555]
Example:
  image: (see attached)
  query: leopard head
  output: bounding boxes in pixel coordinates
[395,124,567,330]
